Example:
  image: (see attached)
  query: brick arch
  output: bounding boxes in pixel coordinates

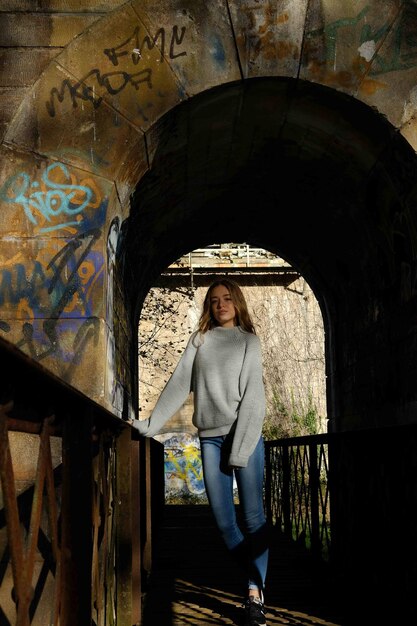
[1,1,417,425]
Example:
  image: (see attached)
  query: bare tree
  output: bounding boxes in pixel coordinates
[138,285,196,416]
[247,279,326,439]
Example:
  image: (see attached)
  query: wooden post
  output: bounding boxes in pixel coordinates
[60,404,93,626]
[131,437,142,625]
[115,427,133,624]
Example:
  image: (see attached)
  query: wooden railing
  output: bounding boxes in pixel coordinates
[0,336,164,626]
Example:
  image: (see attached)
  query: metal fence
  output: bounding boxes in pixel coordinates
[264,424,417,622]
[264,434,330,561]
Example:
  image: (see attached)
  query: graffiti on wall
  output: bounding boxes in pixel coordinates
[0,162,102,234]
[306,5,417,78]
[46,24,187,118]
[106,216,127,415]
[0,162,107,379]
[158,433,206,499]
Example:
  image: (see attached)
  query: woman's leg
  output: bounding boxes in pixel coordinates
[200,436,246,555]
[235,436,269,597]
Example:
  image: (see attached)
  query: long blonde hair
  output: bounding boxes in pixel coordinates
[197,279,256,334]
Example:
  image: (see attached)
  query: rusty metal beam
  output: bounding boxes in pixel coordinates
[156,266,300,288]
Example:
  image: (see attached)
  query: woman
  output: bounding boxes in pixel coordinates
[134,278,269,626]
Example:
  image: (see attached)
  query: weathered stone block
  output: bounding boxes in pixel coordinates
[0,233,105,321]
[1,316,107,404]
[300,0,403,101]
[401,116,417,153]
[132,0,241,95]
[0,1,123,10]
[0,49,58,88]
[0,87,28,141]
[3,61,147,191]
[0,149,113,238]
[357,6,417,127]
[228,0,308,79]
[53,3,186,132]
[0,12,101,47]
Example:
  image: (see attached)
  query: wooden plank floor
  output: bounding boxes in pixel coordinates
[141,505,352,626]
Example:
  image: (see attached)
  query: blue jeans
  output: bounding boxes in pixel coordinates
[200,434,269,594]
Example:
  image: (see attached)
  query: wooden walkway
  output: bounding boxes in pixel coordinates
[141,505,352,626]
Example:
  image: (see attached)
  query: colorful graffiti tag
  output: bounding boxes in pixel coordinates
[0,162,108,377]
[159,433,205,499]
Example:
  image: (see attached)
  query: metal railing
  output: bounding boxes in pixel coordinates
[264,423,417,623]
[264,434,330,561]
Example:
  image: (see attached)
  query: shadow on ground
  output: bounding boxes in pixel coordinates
[141,505,349,626]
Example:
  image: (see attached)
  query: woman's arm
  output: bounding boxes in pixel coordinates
[133,333,198,437]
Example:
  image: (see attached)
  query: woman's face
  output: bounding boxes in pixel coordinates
[210,284,237,328]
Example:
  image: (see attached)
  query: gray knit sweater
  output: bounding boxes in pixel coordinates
[135,326,266,467]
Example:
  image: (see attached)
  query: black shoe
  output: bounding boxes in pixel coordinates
[243,595,267,626]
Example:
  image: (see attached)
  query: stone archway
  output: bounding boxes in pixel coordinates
[1,1,417,431]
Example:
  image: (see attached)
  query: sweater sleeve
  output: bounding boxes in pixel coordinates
[133,333,198,437]
[228,334,266,467]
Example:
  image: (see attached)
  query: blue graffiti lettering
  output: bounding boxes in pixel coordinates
[0,162,94,232]
[0,261,47,307]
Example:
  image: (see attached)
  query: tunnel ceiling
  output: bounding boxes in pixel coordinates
[125,77,417,321]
